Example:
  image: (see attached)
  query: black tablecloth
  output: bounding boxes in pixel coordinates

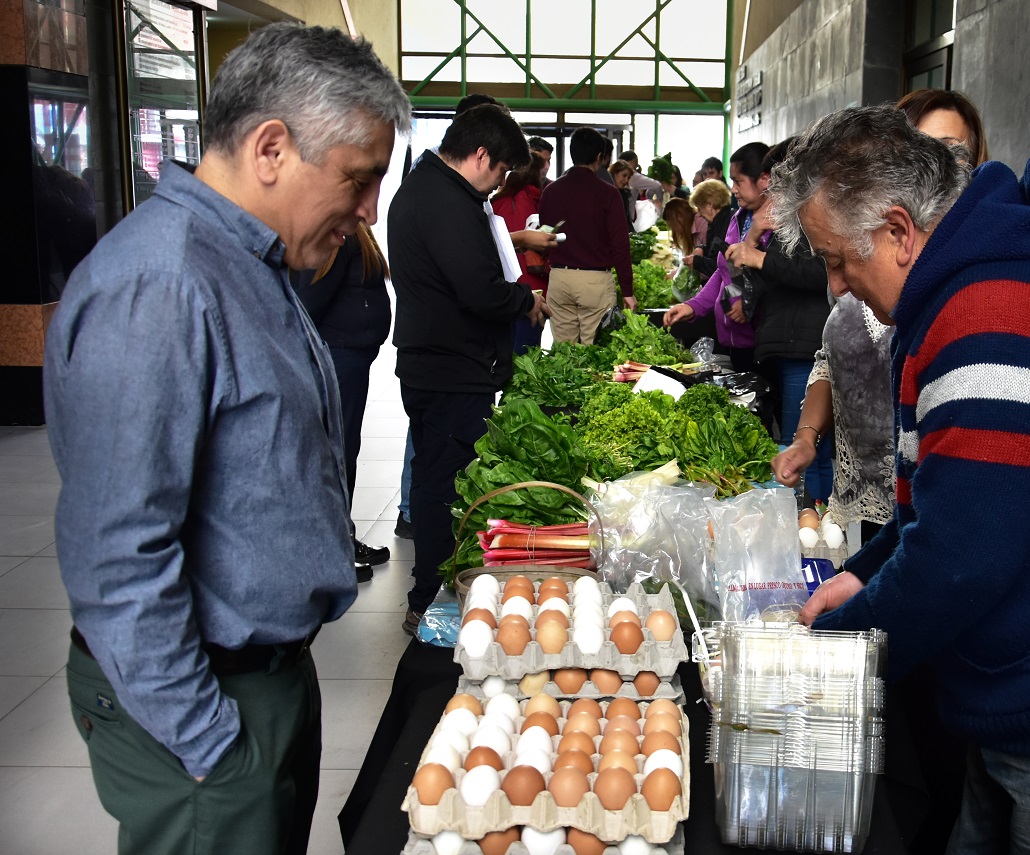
[339,639,960,854]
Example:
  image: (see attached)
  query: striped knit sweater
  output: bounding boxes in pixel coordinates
[814,158,1030,755]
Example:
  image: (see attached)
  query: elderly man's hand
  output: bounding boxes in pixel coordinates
[725,242,765,270]
[512,229,558,252]
[664,303,694,326]
[798,572,865,626]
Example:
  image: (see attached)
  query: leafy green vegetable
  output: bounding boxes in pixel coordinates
[647,153,674,184]
[672,264,702,300]
[576,390,682,481]
[502,345,600,408]
[619,260,675,310]
[598,310,692,366]
[629,229,659,264]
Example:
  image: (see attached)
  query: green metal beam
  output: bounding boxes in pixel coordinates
[409,96,728,115]
[724,0,734,167]
[637,32,712,103]
[408,27,481,97]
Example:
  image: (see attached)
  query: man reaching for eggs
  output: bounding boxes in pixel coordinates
[770,105,1030,853]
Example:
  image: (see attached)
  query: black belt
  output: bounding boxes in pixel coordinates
[70,626,318,676]
[551,264,611,272]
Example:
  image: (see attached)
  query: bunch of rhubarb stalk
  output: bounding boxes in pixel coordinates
[612,360,651,382]
[477,519,594,568]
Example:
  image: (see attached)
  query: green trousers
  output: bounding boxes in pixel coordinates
[67,643,322,855]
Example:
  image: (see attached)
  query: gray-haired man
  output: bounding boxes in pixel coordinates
[44,25,410,854]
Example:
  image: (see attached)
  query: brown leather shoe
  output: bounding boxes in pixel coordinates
[401,608,423,636]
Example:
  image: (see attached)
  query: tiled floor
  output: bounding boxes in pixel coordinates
[0,345,412,854]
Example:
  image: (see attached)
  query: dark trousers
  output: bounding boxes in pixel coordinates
[328,345,380,502]
[67,643,322,855]
[401,384,494,613]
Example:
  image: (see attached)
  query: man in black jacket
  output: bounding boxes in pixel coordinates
[389,105,548,633]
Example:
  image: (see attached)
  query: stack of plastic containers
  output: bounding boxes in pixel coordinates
[693,623,886,853]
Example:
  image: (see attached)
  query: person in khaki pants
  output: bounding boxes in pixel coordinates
[539,127,636,343]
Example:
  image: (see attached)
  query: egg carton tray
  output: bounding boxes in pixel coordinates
[455,674,686,705]
[402,823,686,855]
[403,702,690,844]
[455,583,688,682]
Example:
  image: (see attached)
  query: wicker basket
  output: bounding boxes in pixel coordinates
[451,480,605,612]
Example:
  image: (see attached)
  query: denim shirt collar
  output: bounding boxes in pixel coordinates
[155,160,287,269]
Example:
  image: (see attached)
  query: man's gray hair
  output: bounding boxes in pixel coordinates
[769,105,969,259]
[204,24,411,163]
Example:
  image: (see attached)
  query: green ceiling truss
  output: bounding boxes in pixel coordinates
[402,0,735,117]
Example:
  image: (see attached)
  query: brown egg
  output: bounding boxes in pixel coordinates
[496,620,531,655]
[599,729,639,757]
[521,711,559,736]
[598,749,638,775]
[524,693,562,720]
[633,671,661,696]
[566,828,609,855]
[498,613,530,630]
[609,621,644,654]
[535,620,568,654]
[609,609,642,629]
[548,764,591,807]
[798,508,820,530]
[592,765,638,809]
[554,747,595,776]
[501,764,545,806]
[643,712,682,737]
[462,608,498,629]
[411,763,454,805]
[605,697,641,721]
[445,693,484,716]
[558,730,596,756]
[535,609,569,629]
[502,586,535,605]
[519,671,550,696]
[641,730,682,757]
[644,699,680,719]
[567,698,603,720]
[477,827,520,855]
[553,667,588,694]
[538,577,569,596]
[604,714,641,737]
[564,711,601,738]
[589,668,623,695]
[641,767,682,810]
[503,575,535,594]
[464,745,505,772]
[644,609,678,641]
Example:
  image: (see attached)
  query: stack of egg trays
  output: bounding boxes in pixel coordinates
[455,674,687,705]
[696,622,887,854]
[402,699,690,845]
[455,582,689,682]
[402,824,686,855]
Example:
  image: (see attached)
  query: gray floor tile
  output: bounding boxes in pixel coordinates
[0,482,59,516]
[0,675,49,720]
[348,562,411,613]
[0,454,61,484]
[360,416,410,438]
[0,428,53,456]
[363,399,408,420]
[0,556,28,577]
[354,458,403,489]
[308,769,357,855]
[0,515,56,557]
[0,558,69,609]
[0,675,88,767]
[0,766,118,853]
[311,612,412,680]
[349,487,399,522]
[0,609,72,676]
[356,436,407,461]
[318,679,392,770]
[34,541,58,557]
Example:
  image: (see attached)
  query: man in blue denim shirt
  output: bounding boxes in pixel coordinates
[43,25,410,854]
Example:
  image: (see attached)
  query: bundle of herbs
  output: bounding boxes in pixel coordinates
[501,343,606,408]
[629,228,659,264]
[595,310,693,366]
[620,260,676,310]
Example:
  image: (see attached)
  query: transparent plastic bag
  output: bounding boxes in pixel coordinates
[704,487,808,622]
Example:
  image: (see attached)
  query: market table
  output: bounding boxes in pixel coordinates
[338,636,956,854]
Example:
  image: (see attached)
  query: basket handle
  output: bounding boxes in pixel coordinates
[450,480,605,574]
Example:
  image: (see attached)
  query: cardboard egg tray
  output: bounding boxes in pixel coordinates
[455,674,686,705]
[455,582,688,682]
[402,824,686,855]
[403,699,691,844]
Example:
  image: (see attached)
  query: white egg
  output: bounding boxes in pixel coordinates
[619,835,654,855]
[819,512,835,529]
[572,622,605,655]
[479,710,515,736]
[481,675,507,698]
[440,707,479,738]
[431,830,466,855]
[459,764,500,806]
[457,620,494,659]
[500,595,534,622]
[469,573,500,597]
[823,523,845,549]
[798,527,819,549]
[485,692,521,722]
[574,575,601,594]
[573,585,603,607]
[469,723,511,757]
[643,747,684,777]
[464,591,497,612]
[423,742,461,772]
[573,606,605,629]
[430,727,468,756]
[537,597,570,617]
[607,596,639,618]
[512,747,552,774]
[515,725,554,756]
[521,826,566,855]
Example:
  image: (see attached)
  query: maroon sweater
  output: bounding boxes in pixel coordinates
[538,166,634,296]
